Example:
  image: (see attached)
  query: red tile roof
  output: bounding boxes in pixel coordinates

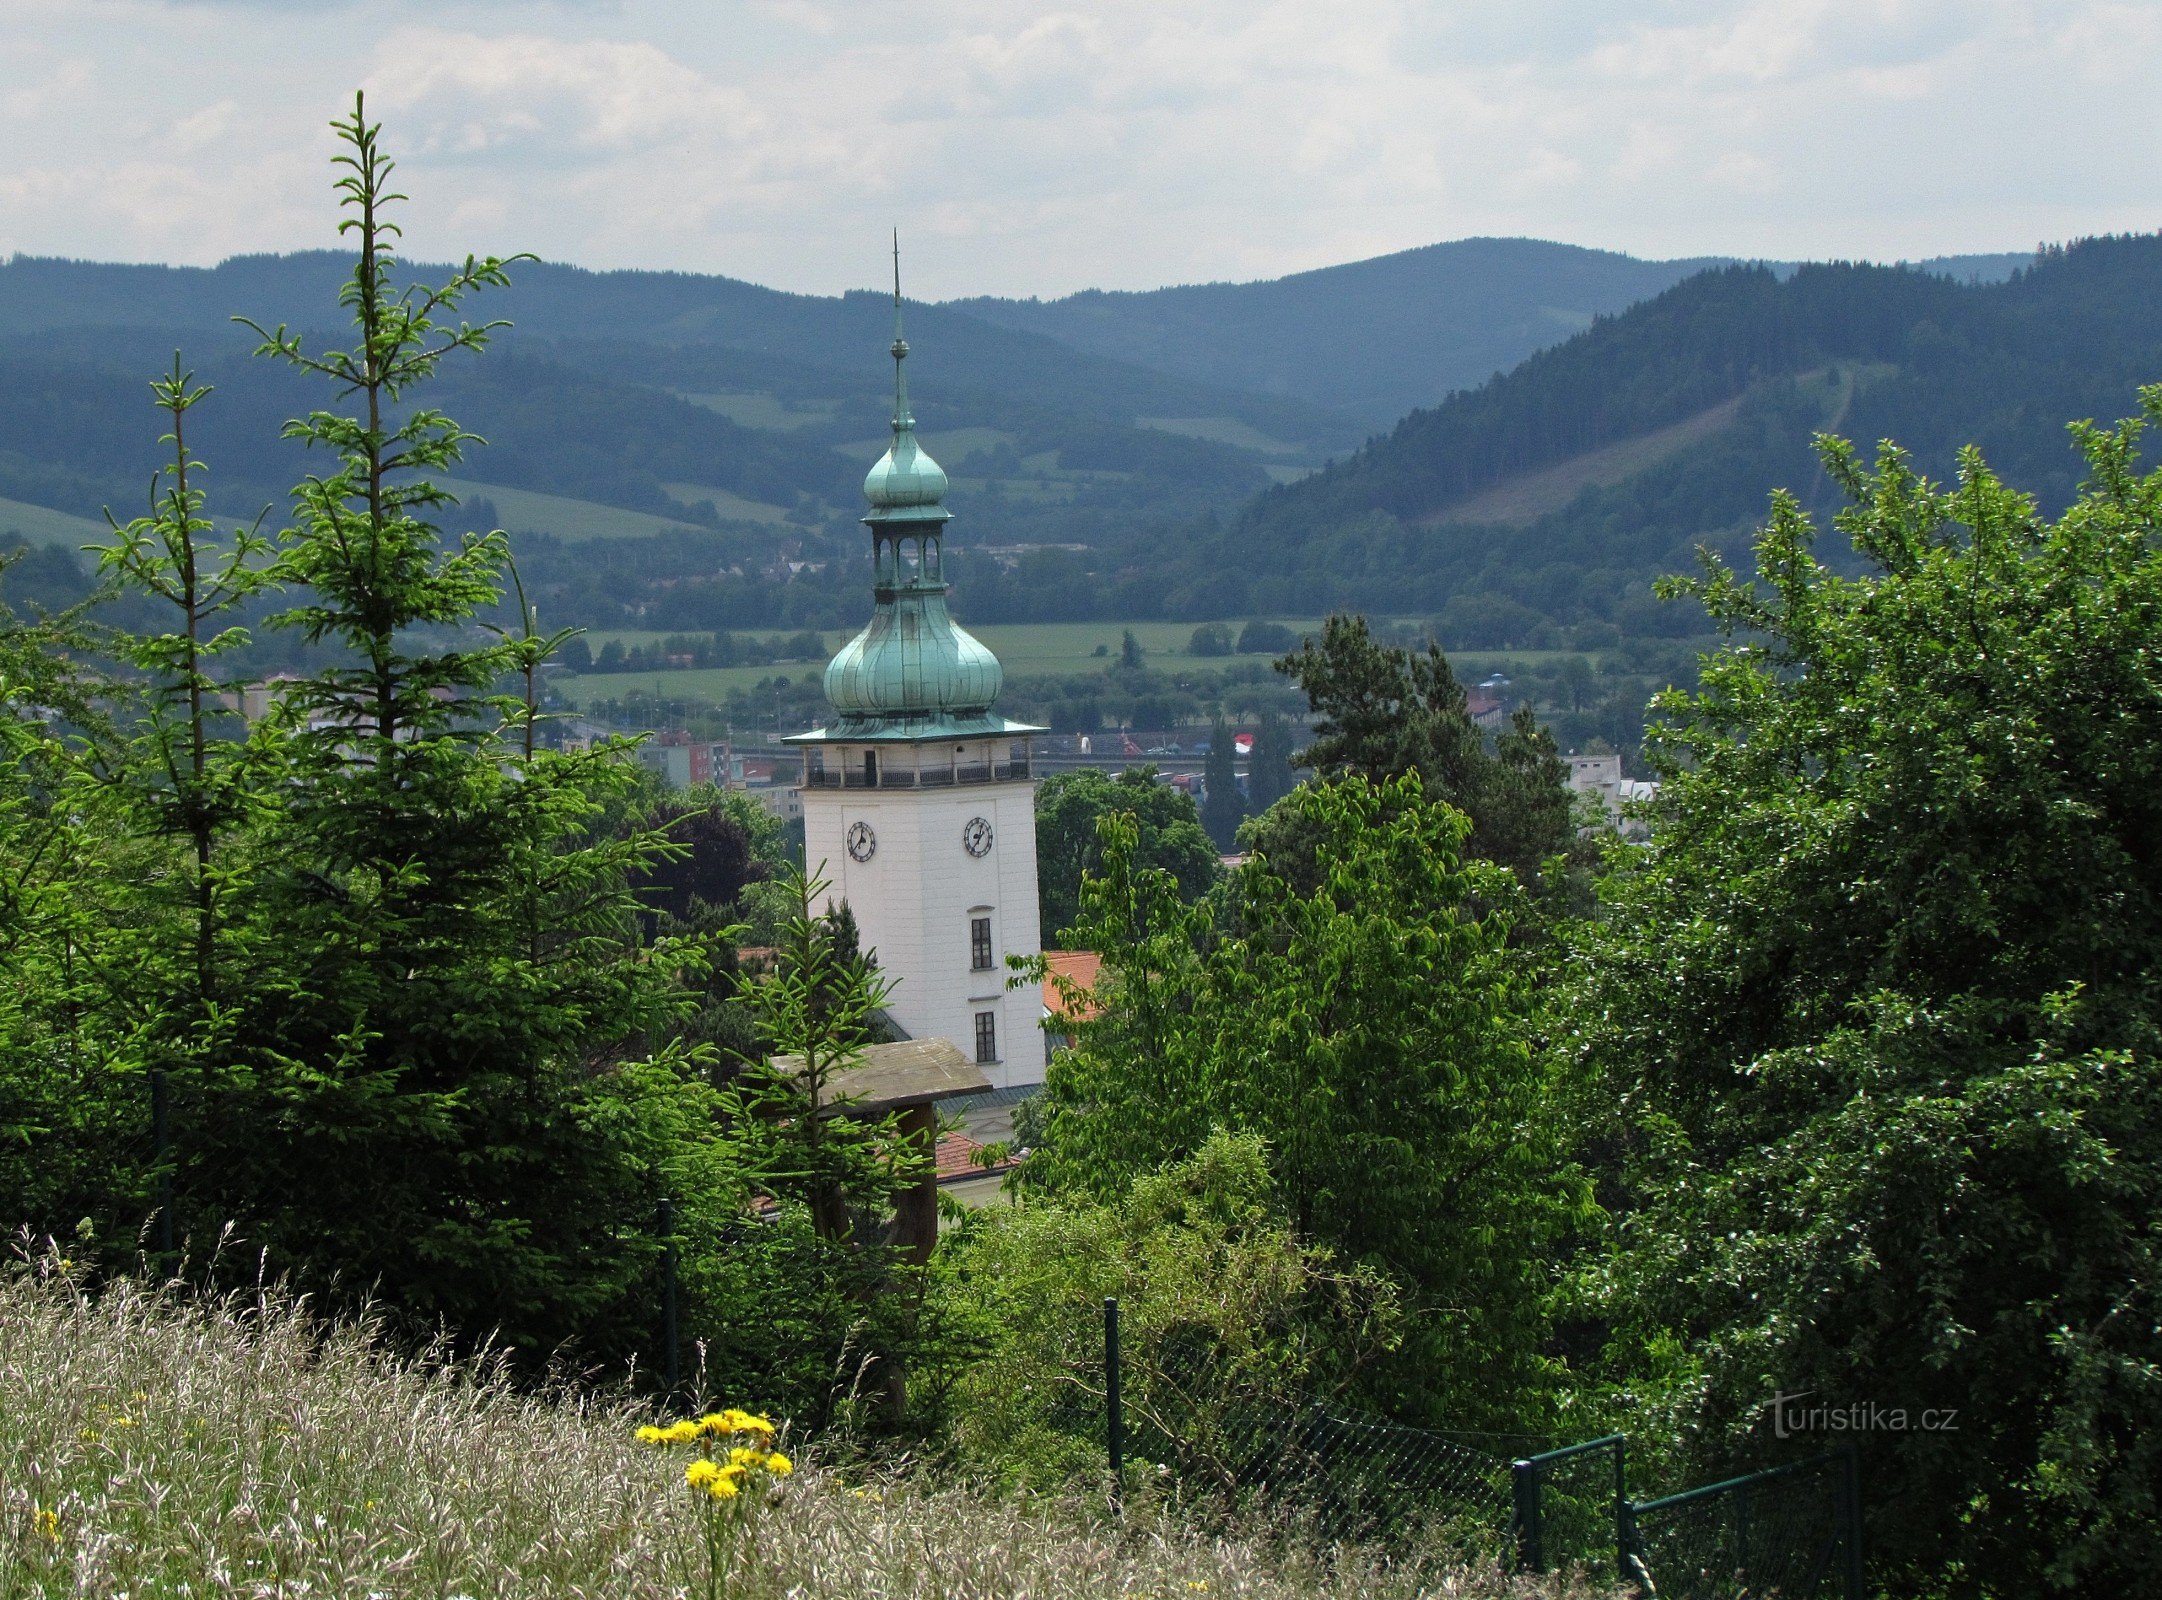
[935,1130,1021,1184]
[1042,949,1103,1024]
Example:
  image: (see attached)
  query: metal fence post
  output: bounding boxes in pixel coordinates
[1104,1296,1125,1509]
[1839,1445,1866,1600]
[151,1068,174,1257]
[1614,1435,1629,1582]
[658,1196,679,1400]
[1511,1457,1542,1571]
[1619,1501,1651,1594]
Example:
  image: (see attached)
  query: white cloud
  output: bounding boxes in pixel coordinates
[0,0,2157,295]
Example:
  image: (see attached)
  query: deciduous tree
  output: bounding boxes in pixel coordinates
[1580,409,2162,1593]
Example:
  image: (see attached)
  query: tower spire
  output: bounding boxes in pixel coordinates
[890,229,912,433]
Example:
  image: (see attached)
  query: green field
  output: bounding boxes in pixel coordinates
[556,619,1345,708]
[436,478,719,542]
[672,390,837,431]
[0,496,108,548]
[659,482,798,525]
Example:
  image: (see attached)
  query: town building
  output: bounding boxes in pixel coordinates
[785,264,1046,1089]
[1567,751,1659,835]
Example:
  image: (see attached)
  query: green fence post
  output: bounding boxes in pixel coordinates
[151,1068,174,1258]
[658,1196,679,1400]
[1511,1457,1542,1571]
[1104,1296,1125,1511]
[1840,1445,1866,1600]
[1619,1501,1651,1594]
[1614,1435,1629,1582]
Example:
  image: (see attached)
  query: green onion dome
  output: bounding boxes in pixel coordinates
[824,595,1002,716]
[862,426,949,516]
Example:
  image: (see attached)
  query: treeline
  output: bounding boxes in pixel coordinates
[574,628,829,675]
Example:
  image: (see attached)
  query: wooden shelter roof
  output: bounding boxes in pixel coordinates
[770,1036,989,1115]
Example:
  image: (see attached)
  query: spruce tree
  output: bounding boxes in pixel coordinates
[1246,707,1297,811]
[163,94,731,1358]
[1200,709,1244,850]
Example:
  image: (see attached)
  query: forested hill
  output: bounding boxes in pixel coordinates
[1143,235,2162,639]
[0,251,1352,632]
[948,238,2030,428]
[0,252,1346,448]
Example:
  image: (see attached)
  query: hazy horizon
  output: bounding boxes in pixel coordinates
[3,2,2156,300]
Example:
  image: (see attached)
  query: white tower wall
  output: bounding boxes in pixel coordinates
[803,778,1043,1090]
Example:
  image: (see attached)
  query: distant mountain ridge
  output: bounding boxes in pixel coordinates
[947,238,2033,428]
[0,234,2075,646]
[0,252,1349,449]
[1117,235,2162,637]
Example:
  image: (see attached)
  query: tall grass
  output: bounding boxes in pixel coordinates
[0,1260,1609,1598]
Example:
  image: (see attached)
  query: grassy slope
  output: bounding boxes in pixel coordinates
[436,477,772,542]
[0,496,107,548]
[0,1268,1591,1599]
[556,619,1343,707]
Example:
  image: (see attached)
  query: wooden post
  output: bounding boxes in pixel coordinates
[892,1102,940,1265]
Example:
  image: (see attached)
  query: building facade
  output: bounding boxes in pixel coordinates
[785,275,1046,1089]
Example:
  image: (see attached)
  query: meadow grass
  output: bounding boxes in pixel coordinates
[0,1262,1612,1599]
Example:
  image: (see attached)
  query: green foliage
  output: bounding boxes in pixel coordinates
[0,99,753,1378]
[632,783,790,925]
[1246,707,1298,812]
[1269,614,1576,893]
[1235,620,1299,655]
[1027,777,1584,1429]
[1578,401,2162,1593]
[1033,767,1218,946]
[1187,622,1232,657]
[940,1131,1404,1486]
[0,573,142,1247]
[717,863,939,1419]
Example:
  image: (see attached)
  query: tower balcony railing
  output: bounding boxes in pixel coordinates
[800,755,1034,790]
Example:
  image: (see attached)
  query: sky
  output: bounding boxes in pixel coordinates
[3,0,2159,300]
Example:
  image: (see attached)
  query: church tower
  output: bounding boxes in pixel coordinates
[785,248,1046,1089]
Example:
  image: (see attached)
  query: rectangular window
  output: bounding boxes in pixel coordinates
[974,1010,997,1064]
[970,915,994,971]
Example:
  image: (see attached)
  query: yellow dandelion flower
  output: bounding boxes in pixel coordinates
[661,1420,702,1445]
[735,1412,776,1436]
[33,1508,60,1544]
[685,1460,722,1487]
[765,1452,793,1477]
[635,1425,667,1445]
[705,1476,741,1500]
[698,1412,731,1436]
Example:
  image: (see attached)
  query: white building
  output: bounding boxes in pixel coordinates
[1568,751,1659,835]
[784,278,1046,1089]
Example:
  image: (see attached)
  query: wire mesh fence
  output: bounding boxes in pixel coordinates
[1622,1450,1863,1600]
[1101,1300,1539,1544]
[1088,1298,1864,1593]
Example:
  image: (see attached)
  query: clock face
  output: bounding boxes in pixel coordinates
[962,816,995,858]
[846,820,877,862]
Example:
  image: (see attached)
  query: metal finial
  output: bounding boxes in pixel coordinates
[890,229,911,430]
